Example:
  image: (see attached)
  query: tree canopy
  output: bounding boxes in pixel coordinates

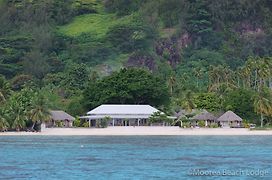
[83,68,170,109]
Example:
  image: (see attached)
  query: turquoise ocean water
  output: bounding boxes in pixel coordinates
[0,136,271,180]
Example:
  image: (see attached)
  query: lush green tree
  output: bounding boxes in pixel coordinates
[23,50,50,79]
[180,90,195,113]
[223,89,257,120]
[66,95,85,116]
[0,75,12,102]
[5,87,36,130]
[29,93,51,130]
[104,0,142,16]
[83,68,170,109]
[0,109,9,131]
[253,88,272,127]
[11,107,27,131]
[187,0,213,48]
[194,93,221,111]
[64,63,89,90]
[148,111,172,125]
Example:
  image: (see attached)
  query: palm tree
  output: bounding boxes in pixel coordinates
[193,67,203,88]
[12,108,27,131]
[181,90,195,113]
[243,60,253,88]
[168,75,176,95]
[263,57,272,89]
[0,76,12,102]
[253,88,272,127]
[0,109,9,131]
[208,65,223,92]
[258,59,270,90]
[235,67,243,88]
[223,66,234,87]
[29,94,51,130]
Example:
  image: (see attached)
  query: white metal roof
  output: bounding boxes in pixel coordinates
[87,104,160,116]
[81,114,152,119]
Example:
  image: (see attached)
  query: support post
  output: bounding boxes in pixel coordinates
[89,119,91,127]
[137,119,140,126]
[205,120,208,127]
[112,119,115,126]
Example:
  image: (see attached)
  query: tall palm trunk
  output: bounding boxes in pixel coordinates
[31,121,36,130]
[254,70,258,90]
[261,113,264,128]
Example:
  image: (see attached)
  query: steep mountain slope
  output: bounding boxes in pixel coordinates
[0,0,272,80]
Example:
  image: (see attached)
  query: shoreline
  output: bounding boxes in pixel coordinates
[1,127,272,136]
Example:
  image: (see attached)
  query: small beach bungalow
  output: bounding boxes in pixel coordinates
[216,111,243,128]
[81,104,172,127]
[191,110,217,127]
[46,111,75,128]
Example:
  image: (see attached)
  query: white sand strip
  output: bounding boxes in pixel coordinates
[1,127,272,136]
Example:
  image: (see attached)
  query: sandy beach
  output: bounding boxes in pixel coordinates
[1,127,272,136]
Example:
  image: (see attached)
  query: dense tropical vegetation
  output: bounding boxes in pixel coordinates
[0,0,272,130]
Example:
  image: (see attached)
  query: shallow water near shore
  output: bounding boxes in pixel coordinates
[0,136,271,179]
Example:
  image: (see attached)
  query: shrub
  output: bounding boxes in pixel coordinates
[198,120,205,127]
[182,122,191,128]
[73,117,82,127]
[83,122,89,128]
[149,111,172,124]
[99,117,110,128]
[209,123,219,128]
[244,123,250,129]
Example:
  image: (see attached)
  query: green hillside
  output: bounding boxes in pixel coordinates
[0,0,272,129]
[59,14,114,38]
[1,0,271,77]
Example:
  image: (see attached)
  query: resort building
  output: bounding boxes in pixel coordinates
[46,110,75,128]
[174,109,200,119]
[191,110,217,127]
[81,104,169,127]
[217,111,243,128]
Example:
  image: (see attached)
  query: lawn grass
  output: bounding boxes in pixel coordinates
[58,14,114,39]
[58,12,134,40]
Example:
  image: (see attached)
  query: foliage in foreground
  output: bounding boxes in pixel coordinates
[0,86,50,131]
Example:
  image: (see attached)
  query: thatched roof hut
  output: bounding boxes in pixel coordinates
[50,110,75,121]
[192,110,216,121]
[174,109,206,119]
[217,111,242,122]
